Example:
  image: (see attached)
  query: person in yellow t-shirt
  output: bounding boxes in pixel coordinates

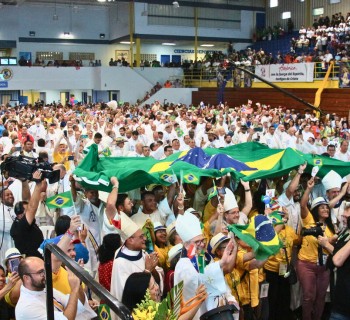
[53,134,73,171]
[153,222,171,272]
[264,209,300,320]
[227,238,266,319]
[297,177,336,320]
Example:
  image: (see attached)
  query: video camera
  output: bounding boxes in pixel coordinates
[0,155,60,184]
[301,222,324,238]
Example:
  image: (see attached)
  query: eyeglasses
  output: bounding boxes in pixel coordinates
[25,269,45,277]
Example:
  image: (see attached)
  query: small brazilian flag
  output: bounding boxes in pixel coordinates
[102,147,112,157]
[46,191,73,209]
[98,304,111,320]
[183,173,199,184]
[207,186,218,201]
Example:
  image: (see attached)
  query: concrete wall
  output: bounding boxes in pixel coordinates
[141,88,198,107]
[0,66,185,104]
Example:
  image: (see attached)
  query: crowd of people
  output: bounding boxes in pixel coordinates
[0,99,350,320]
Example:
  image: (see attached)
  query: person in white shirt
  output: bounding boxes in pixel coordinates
[281,127,297,149]
[334,140,350,161]
[301,124,315,141]
[15,256,96,320]
[317,137,329,155]
[28,118,46,144]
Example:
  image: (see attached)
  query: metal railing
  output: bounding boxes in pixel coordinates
[44,243,133,320]
[173,62,340,88]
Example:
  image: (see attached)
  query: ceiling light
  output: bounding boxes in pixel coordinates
[162,42,176,46]
[173,1,179,8]
[97,0,106,2]
[120,41,135,44]
[200,44,214,47]
[53,14,58,20]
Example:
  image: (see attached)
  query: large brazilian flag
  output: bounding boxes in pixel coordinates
[73,143,350,193]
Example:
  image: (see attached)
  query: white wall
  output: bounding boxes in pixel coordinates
[1,67,185,104]
[141,88,198,107]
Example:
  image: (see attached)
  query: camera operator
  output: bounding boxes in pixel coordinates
[10,171,44,259]
[329,204,350,320]
[297,177,336,320]
[22,140,38,158]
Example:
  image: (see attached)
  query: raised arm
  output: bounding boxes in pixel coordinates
[329,182,349,209]
[26,171,45,225]
[300,177,314,219]
[240,179,252,216]
[285,163,306,200]
[52,215,81,272]
[105,176,119,221]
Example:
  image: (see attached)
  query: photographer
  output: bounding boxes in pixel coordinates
[297,177,336,320]
[329,204,350,320]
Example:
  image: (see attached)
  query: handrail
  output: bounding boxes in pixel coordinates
[44,243,133,320]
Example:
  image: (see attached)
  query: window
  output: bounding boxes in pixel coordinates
[313,7,324,16]
[329,0,340,3]
[270,0,278,7]
[282,12,291,19]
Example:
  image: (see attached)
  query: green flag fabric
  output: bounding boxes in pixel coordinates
[46,191,74,209]
[73,143,350,193]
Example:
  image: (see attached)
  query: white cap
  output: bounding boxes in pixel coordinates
[310,197,329,210]
[153,222,166,233]
[166,221,176,240]
[3,248,23,266]
[209,233,229,254]
[322,170,342,191]
[184,207,202,218]
[176,212,202,242]
[168,243,183,262]
[223,188,238,212]
[118,212,140,242]
[106,100,118,110]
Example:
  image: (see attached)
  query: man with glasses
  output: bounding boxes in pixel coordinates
[15,256,96,320]
[174,210,237,320]
[108,178,163,304]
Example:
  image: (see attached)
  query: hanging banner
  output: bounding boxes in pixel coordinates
[339,62,350,88]
[255,63,314,82]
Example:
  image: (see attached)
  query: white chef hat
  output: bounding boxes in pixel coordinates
[322,170,342,191]
[176,212,202,242]
[223,188,238,212]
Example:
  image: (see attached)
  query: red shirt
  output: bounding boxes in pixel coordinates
[98,260,113,292]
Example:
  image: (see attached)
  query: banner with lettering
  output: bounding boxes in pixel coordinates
[255,63,315,82]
